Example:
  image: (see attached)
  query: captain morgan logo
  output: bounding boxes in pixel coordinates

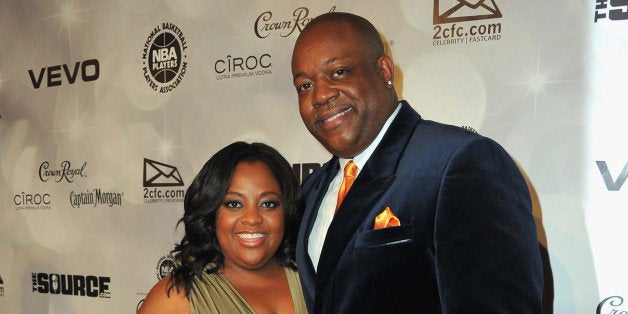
[142,23,188,93]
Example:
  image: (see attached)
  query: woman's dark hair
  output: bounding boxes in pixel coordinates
[167,142,303,295]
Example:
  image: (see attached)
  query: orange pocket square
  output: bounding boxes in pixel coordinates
[374,207,400,229]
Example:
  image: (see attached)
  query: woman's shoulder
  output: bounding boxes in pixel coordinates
[137,276,190,314]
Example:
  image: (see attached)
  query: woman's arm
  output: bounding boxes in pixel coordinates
[137,276,190,314]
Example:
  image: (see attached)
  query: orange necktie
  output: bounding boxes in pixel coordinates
[336,161,358,212]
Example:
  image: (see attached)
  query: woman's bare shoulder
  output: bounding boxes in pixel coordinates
[137,276,190,314]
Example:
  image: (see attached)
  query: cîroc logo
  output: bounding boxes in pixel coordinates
[142,23,188,93]
[156,254,176,280]
[39,161,87,183]
[214,54,272,80]
[32,272,111,298]
[14,192,52,210]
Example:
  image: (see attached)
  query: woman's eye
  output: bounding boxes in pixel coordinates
[223,200,242,208]
[261,200,280,209]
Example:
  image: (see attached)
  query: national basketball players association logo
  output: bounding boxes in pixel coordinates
[156,254,176,280]
[142,23,188,93]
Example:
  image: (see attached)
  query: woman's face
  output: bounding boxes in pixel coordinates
[216,161,285,271]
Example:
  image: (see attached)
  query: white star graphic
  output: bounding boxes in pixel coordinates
[42,0,92,54]
[502,40,578,124]
[154,117,183,162]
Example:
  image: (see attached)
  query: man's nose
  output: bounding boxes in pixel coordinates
[312,80,338,106]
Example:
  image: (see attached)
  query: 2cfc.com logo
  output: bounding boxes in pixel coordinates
[143,158,185,203]
[142,23,188,93]
[432,0,503,46]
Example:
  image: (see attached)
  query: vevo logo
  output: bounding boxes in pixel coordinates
[28,59,99,89]
[596,161,628,191]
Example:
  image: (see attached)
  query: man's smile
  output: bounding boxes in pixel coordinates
[316,106,353,129]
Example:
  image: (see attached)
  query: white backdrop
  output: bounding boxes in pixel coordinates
[0,0,626,313]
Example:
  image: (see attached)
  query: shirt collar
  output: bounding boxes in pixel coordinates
[338,102,402,173]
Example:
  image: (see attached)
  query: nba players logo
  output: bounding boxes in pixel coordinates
[156,254,176,280]
[141,23,189,93]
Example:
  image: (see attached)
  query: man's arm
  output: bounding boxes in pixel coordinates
[434,137,543,313]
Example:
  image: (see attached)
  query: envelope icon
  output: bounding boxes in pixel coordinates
[434,0,502,25]
[143,158,184,187]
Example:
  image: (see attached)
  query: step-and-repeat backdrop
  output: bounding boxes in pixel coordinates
[0,1,626,313]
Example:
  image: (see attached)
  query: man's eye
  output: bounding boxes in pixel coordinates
[333,69,349,77]
[223,200,242,208]
[297,82,312,92]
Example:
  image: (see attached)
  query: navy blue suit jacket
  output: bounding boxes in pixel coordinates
[296,101,543,313]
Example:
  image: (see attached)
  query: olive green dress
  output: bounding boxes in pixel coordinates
[189,267,307,314]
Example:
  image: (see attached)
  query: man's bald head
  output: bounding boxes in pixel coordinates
[296,12,386,63]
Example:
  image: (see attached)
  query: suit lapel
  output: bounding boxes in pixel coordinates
[297,158,339,303]
[314,101,421,292]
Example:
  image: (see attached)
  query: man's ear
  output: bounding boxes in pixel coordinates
[377,55,395,83]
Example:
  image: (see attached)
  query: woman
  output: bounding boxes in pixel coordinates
[138,142,306,313]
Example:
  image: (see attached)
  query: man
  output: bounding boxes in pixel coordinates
[291,12,543,313]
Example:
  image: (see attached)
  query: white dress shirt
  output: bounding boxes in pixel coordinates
[308,103,402,270]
